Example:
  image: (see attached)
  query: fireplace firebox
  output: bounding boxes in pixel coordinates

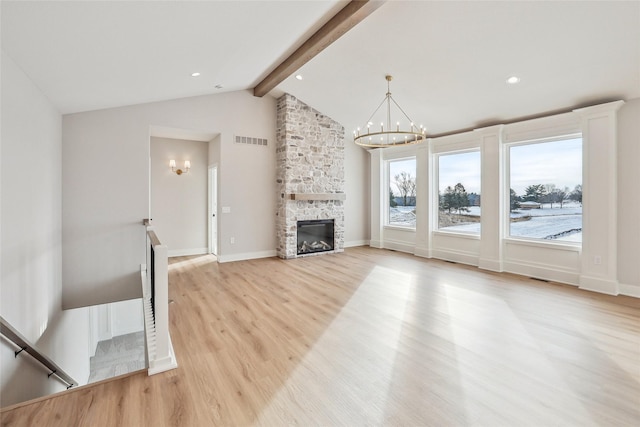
[297,219,335,255]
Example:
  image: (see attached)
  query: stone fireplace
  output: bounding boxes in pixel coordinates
[276,94,345,259]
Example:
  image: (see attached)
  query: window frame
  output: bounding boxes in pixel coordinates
[504,133,583,247]
[385,156,417,230]
[434,148,482,236]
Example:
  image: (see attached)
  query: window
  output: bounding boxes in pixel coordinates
[388,158,416,228]
[437,151,481,233]
[508,137,582,242]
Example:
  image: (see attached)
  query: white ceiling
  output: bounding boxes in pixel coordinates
[3,1,639,137]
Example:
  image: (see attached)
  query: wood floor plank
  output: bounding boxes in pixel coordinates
[2,247,639,426]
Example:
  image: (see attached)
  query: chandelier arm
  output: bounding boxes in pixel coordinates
[389,95,417,127]
[362,95,389,129]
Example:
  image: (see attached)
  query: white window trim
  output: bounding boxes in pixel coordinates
[503,133,583,244]
[434,148,482,235]
[385,156,417,230]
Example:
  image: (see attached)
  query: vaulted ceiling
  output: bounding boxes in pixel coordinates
[3,1,639,137]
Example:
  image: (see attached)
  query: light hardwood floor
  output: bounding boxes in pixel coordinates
[2,247,640,426]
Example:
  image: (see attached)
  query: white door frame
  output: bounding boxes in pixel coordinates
[208,166,219,256]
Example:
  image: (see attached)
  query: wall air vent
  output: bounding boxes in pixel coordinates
[235,135,268,146]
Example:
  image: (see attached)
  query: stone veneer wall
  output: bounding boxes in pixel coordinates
[276,94,345,259]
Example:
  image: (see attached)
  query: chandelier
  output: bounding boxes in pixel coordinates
[354,75,426,148]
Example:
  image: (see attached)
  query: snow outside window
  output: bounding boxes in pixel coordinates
[437,151,481,233]
[388,158,416,228]
[508,137,582,243]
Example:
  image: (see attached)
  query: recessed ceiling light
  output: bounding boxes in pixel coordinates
[191,72,201,77]
[506,76,520,84]
[295,74,303,80]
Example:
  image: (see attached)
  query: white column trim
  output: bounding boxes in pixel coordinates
[369,148,383,248]
[575,100,624,294]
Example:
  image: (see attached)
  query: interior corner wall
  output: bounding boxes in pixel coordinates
[150,137,208,257]
[617,98,640,295]
[345,138,371,246]
[1,51,89,407]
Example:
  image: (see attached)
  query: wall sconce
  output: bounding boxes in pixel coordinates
[170,159,190,175]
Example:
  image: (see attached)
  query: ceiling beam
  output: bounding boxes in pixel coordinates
[253,0,385,97]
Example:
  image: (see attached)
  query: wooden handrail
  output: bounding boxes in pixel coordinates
[0,316,77,389]
[147,229,161,247]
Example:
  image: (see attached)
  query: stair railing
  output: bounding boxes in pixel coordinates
[142,219,177,375]
[0,315,77,389]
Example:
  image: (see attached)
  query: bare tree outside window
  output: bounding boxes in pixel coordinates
[388,158,416,228]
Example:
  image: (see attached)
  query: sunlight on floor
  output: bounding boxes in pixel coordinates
[254,265,415,426]
[168,254,215,271]
[442,284,594,425]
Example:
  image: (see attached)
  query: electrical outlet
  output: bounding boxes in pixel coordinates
[594,255,602,265]
[222,206,231,213]
[230,237,235,244]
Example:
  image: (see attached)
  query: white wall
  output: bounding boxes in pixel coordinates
[150,137,208,257]
[62,90,277,307]
[1,51,89,407]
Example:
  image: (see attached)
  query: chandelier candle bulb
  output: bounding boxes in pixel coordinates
[396,122,400,131]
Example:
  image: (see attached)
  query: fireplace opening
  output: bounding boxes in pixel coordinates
[297,219,335,255]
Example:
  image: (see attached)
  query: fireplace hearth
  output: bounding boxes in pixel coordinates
[297,219,335,255]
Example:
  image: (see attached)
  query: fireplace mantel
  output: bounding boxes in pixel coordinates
[288,193,346,201]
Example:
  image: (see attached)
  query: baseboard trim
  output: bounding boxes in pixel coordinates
[431,249,479,267]
[503,260,579,286]
[217,250,277,263]
[579,275,619,296]
[478,258,503,272]
[369,239,383,249]
[148,334,178,375]
[168,247,209,258]
[345,240,370,248]
[619,283,640,298]
[383,240,415,254]
[413,246,431,258]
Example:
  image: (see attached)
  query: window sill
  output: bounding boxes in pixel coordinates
[433,230,480,240]
[384,225,416,232]
[504,237,581,252]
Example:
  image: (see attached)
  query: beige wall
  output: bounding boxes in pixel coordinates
[150,137,209,256]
